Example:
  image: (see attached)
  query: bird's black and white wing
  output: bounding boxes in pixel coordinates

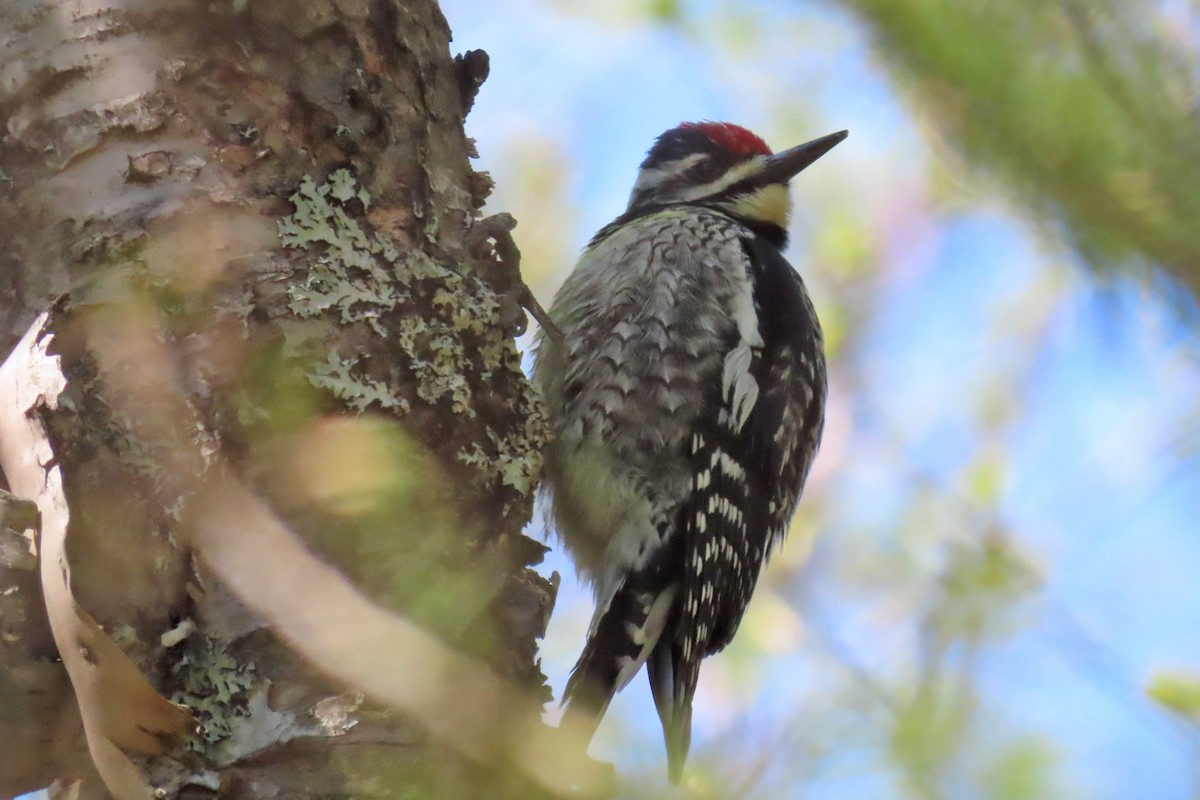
[650,232,826,781]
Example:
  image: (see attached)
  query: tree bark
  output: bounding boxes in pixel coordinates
[0,1,566,797]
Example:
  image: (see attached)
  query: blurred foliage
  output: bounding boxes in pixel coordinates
[979,739,1059,800]
[927,531,1040,645]
[843,0,1200,298]
[1147,670,1200,722]
[490,135,577,291]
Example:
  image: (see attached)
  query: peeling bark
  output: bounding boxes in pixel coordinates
[0,1,566,798]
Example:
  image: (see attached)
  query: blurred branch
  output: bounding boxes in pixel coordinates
[57,304,609,798]
[185,476,609,797]
[840,0,1200,299]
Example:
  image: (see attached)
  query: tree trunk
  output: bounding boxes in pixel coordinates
[0,1,569,797]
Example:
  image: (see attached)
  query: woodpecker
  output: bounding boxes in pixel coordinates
[534,121,844,782]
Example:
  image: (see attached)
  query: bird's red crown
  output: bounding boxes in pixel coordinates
[679,121,773,157]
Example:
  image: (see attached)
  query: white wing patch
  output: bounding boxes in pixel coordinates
[720,269,763,431]
[613,585,679,691]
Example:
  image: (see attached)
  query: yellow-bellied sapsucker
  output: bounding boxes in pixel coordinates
[534,121,845,782]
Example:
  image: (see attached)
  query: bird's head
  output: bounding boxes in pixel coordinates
[627,121,847,242]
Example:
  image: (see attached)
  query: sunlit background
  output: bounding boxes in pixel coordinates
[443,0,1200,798]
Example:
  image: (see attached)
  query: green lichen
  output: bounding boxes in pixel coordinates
[280,171,398,338]
[279,171,495,415]
[170,635,256,745]
[310,351,409,413]
[457,417,546,497]
[277,169,551,496]
[328,168,371,209]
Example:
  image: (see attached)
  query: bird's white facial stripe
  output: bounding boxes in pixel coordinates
[629,153,707,207]
[675,157,764,204]
[630,153,772,208]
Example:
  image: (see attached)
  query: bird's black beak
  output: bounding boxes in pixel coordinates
[760,130,848,184]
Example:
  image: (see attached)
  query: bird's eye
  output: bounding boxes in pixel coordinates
[685,156,725,183]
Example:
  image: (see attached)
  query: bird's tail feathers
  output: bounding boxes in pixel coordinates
[560,582,677,747]
[648,637,696,784]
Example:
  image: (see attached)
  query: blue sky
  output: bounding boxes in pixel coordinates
[444,0,1200,797]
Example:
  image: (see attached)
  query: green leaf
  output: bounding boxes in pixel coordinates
[1147,671,1200,721]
